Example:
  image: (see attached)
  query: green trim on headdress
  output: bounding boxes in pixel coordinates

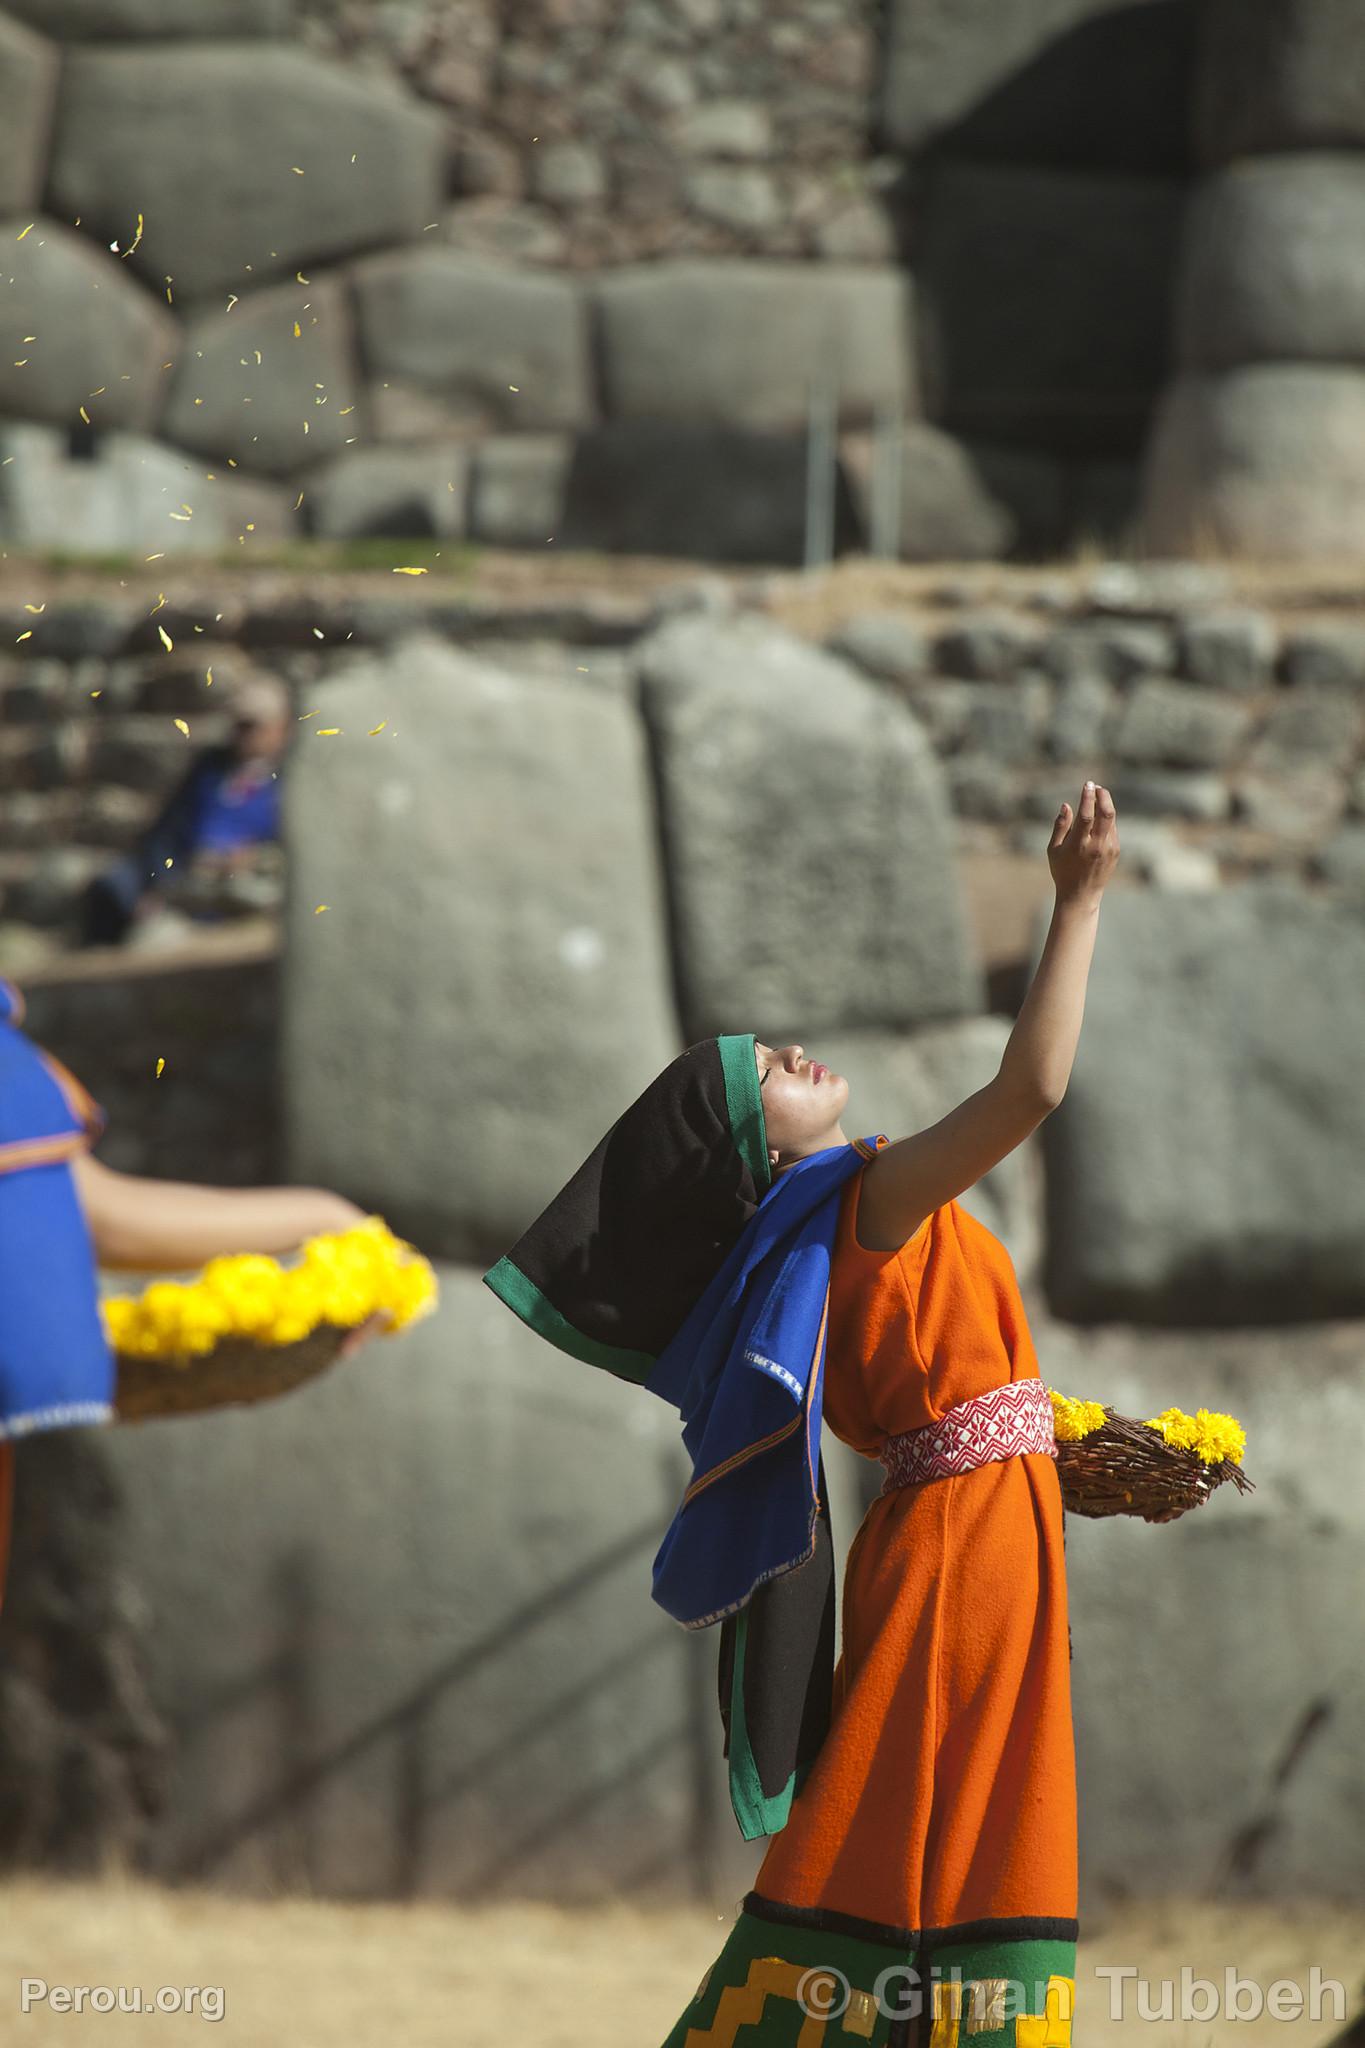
[718,1033,772,1195]
[481,1256,655,1386]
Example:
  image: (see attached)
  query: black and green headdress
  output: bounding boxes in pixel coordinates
[483,1036,771,1383]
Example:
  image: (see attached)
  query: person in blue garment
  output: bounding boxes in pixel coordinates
[79,673,290,948]
[0,976,373,1613]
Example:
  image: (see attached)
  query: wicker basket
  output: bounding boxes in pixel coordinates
[1055,1408,1254,1521]
[115,1324,353,1424]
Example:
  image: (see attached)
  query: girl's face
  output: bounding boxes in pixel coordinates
[755,1041,851,1166]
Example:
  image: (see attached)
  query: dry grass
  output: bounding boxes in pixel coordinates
[0,1880,1361,2046]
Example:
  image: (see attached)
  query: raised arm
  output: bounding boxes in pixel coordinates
[71,1154,366,1272]
[858,780,1119,1252]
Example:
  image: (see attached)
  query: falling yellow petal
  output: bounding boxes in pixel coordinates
[368,722,387,736]
[79,405,91,424]
[312,627,325,640]
[23,602,44,614]
[205,668,213,686]
[393,566,428,576]
[16,223,33,240]
[174,718,189,736]
[145,553,165,561]
[151,593,167,612]
[508,385,519,392]
[158,626,174,652]
[316,728,341,737]
[155,1058,166,1079]
[90,689,102,699]
[292,321,301,338]
[16,630,32,643]
[294,491,304,510]
[314,904,328,915]
[292,166,304,175]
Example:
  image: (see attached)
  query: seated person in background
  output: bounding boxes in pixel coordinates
[80,674,291,948]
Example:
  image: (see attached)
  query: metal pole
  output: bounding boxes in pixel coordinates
[869,399,903,560]
[804,370,837,571]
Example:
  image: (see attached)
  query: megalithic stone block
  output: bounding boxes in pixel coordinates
[636,613,985,1041]
[282,636,681,1261]
[1030,882,1365,1321]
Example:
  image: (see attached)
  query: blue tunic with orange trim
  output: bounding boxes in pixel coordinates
[0,979,113,1439]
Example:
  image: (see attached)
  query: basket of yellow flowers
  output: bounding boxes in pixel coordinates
[1048,1391,1252,1521]
[106,1218,437,1423]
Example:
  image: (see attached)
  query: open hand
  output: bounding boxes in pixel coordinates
[1048,780,1119,905]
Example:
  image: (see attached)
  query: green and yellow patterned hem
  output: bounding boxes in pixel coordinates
[658,1901,1076,2047]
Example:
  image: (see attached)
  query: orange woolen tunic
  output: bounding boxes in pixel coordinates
[749,1165,1077,1941]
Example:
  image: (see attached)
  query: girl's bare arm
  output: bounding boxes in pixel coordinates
[859,780,1118,1252]
[72,1154,366,1272]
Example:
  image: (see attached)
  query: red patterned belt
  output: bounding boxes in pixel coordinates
[878,1376,1057,1496]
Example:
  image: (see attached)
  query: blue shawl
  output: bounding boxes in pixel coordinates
[0,981,115,1439]
[647,1135,880,1836]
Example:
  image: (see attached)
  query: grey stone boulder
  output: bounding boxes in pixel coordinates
[558,421,856,566]
[467,436,571,549]
[1196,0,1365,162]
[635,613,984,1039]
[594,261,914,431]
[0,218,175,433]
[161,277,361,477]
[1247,689,1365,775]
[818,1017,1044,1289]
[1280,623,1365,693]
[282,637,679,1260]
[6,0,290,32]
[1036,1315,1365,1902]
[1177,609,1278,693]
[1112,679,1252,770]
[881,0,1195,175]
[1141,367,1365,561]
[0,15,58,214]
[839,425,1034,561]
[302,445,470,541]
[49,45,445,303]
[825,613,929,685]
[352,252,592,433]
[0,425,295,553]
[916,162,1183,454]
[1041,672,1118,763]
[1030,883,1365,1320]
[1107,767,1232,821]
[1038,620,1174,684]
[1177,157,1365,370]
[1232,766,1347,842]
[101,1265,736,1901]
[934,610,1041,681]
[1311,822,1365,896]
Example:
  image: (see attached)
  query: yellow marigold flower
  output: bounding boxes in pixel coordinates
[1049,1391,1108,1442]
[1143,1405,1246,1467]
[102,1219,438,1359]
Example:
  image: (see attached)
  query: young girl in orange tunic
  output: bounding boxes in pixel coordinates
[664,781,1119,2048]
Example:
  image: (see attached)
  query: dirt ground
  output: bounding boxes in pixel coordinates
[0,1881,1362,2046]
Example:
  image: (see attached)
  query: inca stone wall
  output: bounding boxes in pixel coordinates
[6,562,1365,972]
[13,0,1351,564]
[1140,0,1365,558]
[7,564,1363,1908]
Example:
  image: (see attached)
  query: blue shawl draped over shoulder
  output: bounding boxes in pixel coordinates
[0,980,115,1439]
[647,1135,880,1837]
